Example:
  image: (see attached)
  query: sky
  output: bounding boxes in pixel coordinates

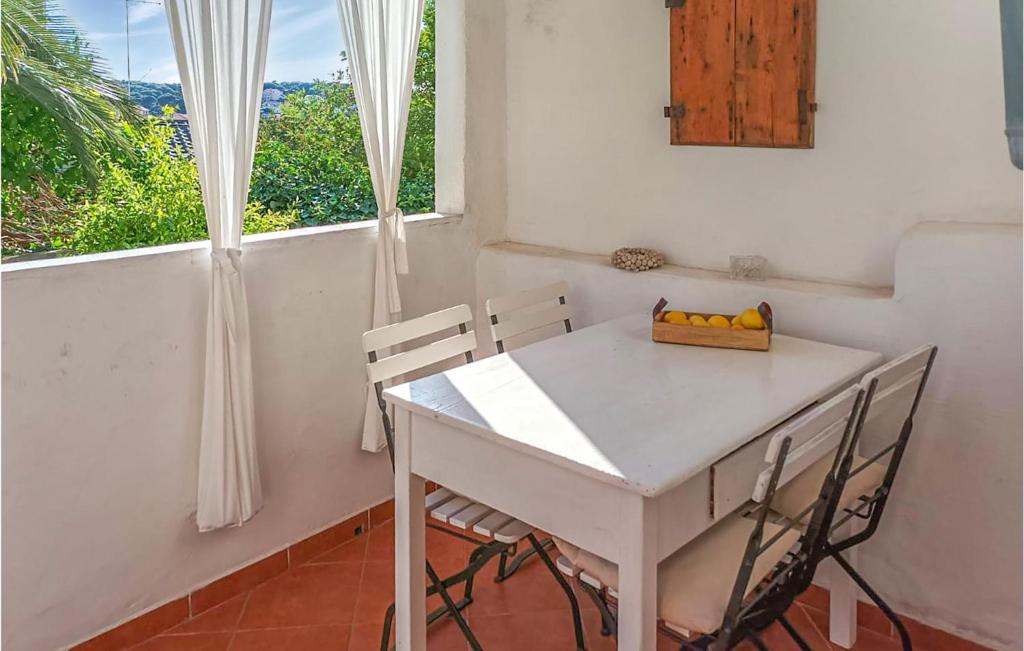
[58,0,346,83]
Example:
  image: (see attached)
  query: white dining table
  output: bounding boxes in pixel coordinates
[384,313,882,650]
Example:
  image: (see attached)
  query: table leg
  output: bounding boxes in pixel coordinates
[394,408,426,651]
[617,495,659,651]
[828,519,859,648]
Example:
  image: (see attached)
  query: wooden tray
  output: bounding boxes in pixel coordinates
[651,298,773,352]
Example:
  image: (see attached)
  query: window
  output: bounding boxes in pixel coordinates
[1,0,437,261]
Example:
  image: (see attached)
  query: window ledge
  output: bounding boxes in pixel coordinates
[1,212,462,275]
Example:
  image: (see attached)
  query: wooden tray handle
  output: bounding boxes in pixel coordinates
[758,301,774,333]
[652,297,669,319]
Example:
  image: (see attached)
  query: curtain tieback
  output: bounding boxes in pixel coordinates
[210,248,243,275]
[378,208,408,315]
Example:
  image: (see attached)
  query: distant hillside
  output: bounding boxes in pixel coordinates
[122,81,322,116]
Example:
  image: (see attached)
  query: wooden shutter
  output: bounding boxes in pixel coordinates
[668,0,816,148]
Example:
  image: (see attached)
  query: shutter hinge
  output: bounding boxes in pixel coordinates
[665,0,685,8]
[664,105,686,119]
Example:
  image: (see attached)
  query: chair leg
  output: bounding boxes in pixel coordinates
[495,546,511,582]
[425,560,483,651]
[831,551,912,651]
[578,581,616,636]
[527,533,587,651]
[778,614,813,651]
[496,537,555,582]
[379,603,395,651]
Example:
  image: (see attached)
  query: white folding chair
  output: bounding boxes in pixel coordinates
[553,386,868,650]
[363,304,586,651]
[485,280,574,353]
[773,344,938,651]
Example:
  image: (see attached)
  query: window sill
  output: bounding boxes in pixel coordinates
[1,212,462,276]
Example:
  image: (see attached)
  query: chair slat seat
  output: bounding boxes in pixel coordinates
[430,496,475,523]
[492,518,533,544]
[425,487,457,512]
[448,502,496,529]
[472,510,515,538]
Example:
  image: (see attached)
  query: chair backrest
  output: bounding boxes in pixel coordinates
[859,344,936,425]
[484,281,574,353]
[362,304,477,465]
[717,386,865,645]
[827,344,938,551]
[753,386,864,506]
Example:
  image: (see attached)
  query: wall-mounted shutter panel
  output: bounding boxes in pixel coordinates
[669,0,736,145]
[669,0,816,148]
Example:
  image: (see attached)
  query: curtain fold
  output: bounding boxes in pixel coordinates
[335,0,426,452]
[165,0,273,531]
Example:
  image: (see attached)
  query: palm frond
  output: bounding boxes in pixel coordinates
[1,0,142,185]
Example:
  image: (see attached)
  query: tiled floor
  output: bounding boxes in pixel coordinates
[130,520,913,651]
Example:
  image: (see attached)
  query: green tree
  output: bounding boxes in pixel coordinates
[249,0,435,224]
[68,114,296,254]
[1,0,141,256]
[1,0,140,189]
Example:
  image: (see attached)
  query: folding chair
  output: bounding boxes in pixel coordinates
[363,304,585,651]
[552,385,868,650]
[484,280,574,354]
[774,345,938,651]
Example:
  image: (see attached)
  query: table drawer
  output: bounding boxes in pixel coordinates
[710,402,817,520]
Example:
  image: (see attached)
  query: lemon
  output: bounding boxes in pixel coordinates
[689,315,709,327]
[739,308,765,330]
[731,315,742,327]
[707,315,730,329]
[731,324,745,330]
[663,310,689,324]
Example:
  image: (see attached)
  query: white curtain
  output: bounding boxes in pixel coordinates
[335,0,426,452]
[166,0,273,531]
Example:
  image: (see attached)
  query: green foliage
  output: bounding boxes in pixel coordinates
[67,117,296,254]
[1,0,436,258]
[1,0,140,188]
[249,0,435,223]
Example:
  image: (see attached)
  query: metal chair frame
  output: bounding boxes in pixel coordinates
[365,305,586,650]
[821,345,938,651]
[564,387,871,651]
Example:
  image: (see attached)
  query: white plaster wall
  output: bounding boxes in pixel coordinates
[501,0,1021,287]
[1,217,477,651]
[476,222,1023,650]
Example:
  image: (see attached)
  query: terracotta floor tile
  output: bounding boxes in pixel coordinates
[466,553,587,617]
[132,632,233,651]
[122,523,991,651]
[347,621,393,651]
[848,627,905,651]
[74,598,190,651]
[191,552,288,616]
[354,561,396,625]
[370,500,396,528]
[795,585,830,612]
[166,595,248,635]
[857,600,896,638]
[470,610,590,651]
[365,521,475,564]
[237,563,363,630]
[308,535,369,565]
[228,625,349,650]
[290,513,369,567]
